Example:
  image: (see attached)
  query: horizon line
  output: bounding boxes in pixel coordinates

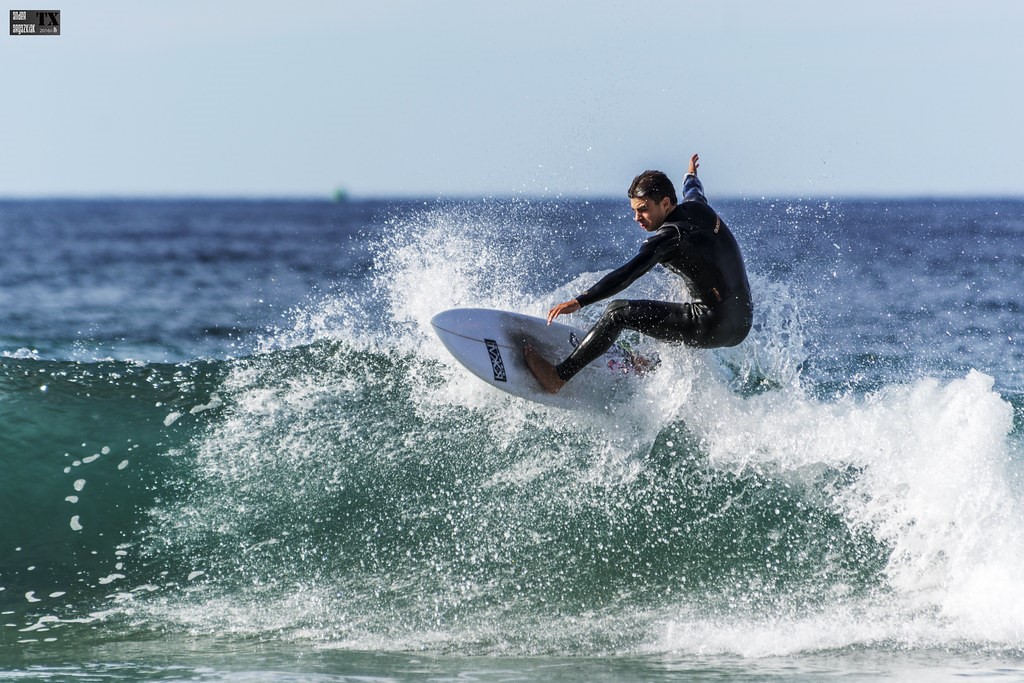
[2,192,1023,203]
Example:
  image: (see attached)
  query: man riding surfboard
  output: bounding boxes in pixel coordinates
[525,154,753,393]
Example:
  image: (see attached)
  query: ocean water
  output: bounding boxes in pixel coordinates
[1,196,1023,681]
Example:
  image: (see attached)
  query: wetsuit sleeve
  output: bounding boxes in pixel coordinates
[681,174,708,204]
[575,238,663,307]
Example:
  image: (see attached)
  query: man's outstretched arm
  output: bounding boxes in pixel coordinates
[681,153,707,204]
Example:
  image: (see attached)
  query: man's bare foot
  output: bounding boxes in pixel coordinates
[523,345,566,394]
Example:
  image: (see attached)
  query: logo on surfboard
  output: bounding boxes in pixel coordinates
[483,339,507,382]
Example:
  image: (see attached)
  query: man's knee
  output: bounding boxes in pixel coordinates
[603,299,631,322]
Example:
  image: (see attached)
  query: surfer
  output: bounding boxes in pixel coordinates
[525,154,753,393]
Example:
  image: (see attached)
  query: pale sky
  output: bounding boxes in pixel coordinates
[3,1,1022,198]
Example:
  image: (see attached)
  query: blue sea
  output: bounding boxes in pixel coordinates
[1,195,1023,681]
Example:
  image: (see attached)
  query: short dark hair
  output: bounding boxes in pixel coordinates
[627,170,677,205]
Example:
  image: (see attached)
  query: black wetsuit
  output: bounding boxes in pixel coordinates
[556,174,753,381]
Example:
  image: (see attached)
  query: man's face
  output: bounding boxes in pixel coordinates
[630,196,673,232]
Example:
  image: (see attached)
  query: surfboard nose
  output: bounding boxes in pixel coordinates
[430,308,487,335]
[429,308,461,332]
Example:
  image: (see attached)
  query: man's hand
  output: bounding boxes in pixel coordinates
[688,153,700,176]
[547,299,581,325]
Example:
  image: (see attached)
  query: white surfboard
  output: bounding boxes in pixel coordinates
[430,307,652,409]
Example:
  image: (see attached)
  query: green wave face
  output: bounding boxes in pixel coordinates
[4,336,1018,656]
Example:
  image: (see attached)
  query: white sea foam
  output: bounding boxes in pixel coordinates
[652,368,1024,651]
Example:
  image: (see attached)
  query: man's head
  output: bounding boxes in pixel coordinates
[627,170,677,232]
